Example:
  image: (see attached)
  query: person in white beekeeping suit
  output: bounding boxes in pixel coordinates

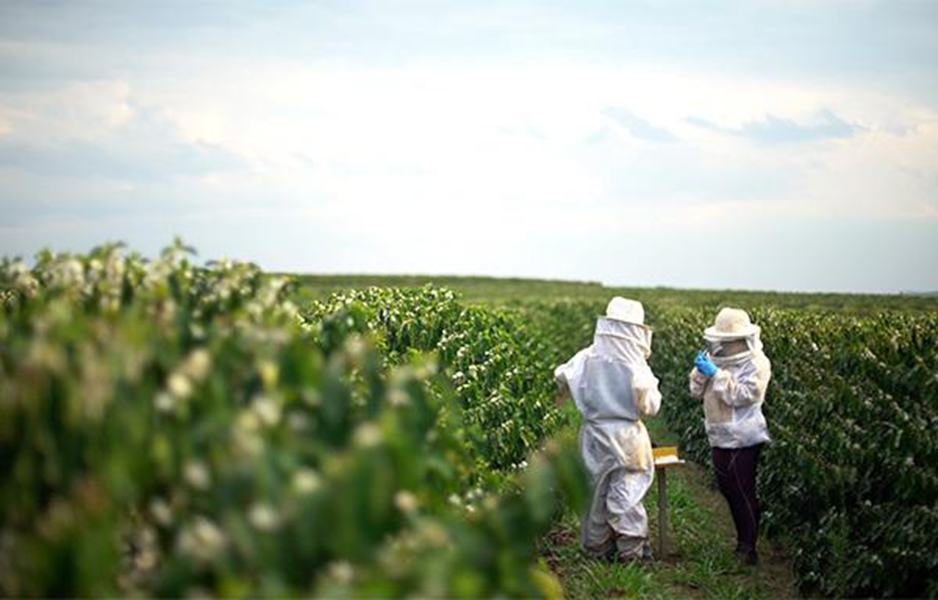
[554,297,661,562]
[689,307,771,566]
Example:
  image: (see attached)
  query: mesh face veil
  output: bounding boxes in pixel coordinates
[706,338,750,357]
[593,318,653,362]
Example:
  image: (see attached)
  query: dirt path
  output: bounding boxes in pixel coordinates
[539,415,799,599]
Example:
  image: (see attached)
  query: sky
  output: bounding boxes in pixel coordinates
[1,1,937,293]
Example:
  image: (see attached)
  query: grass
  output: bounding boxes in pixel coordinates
[539,414,798,599]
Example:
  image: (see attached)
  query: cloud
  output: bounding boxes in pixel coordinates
[497,124,548,140]
[601,107,677,142]
[584,127,614,145]
[879,121,917,137]
[0,82,244,181]
[687,109,866,143]
[0,132,241,181]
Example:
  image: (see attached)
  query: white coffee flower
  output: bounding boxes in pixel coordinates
[177,516,226,563]
[184,461,211,491]
[149,498,173,526]
[248,503,281,532]
[353,423,382,448]
[154,392,175,413]
[291,468,322,495]
[327,561,354,584]
[167,373,193,400]
[251,395,281,426]
[387,388,410,407]
[181,349,212,381]
[394,490,419,513]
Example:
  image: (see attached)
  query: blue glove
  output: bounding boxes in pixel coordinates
[695,351,718,377]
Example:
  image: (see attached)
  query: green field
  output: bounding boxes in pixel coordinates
[2,246,936,597]
[289,273,938,312]
[292,274,938,598]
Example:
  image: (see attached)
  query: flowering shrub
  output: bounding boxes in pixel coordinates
[0,242,586,597]
[303,287,569,471]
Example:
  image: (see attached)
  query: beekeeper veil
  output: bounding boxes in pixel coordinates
[703,307,763,360]
[594,297,653,363]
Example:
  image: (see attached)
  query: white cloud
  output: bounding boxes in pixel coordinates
[123,61,933,219]
[4,61,937,227]
[0,80,133,142]
[687,109,866,143]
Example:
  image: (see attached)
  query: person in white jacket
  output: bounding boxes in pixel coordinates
[689,307,771,565]
[555,297,661,562]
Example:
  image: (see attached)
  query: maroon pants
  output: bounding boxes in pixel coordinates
[711,444,763,552]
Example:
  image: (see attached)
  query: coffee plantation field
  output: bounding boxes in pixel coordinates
[295,275,938,597]
[2,243,936,597]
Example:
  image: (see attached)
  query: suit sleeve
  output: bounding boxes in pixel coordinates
[554,349,588,400]
[688,368,708,399]
[634,368,662,417]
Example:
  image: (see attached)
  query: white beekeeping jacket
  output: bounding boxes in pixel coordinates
[555,317,662,424]
[689,333,772,449]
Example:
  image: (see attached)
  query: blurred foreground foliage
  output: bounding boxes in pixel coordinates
[0,241,587,597]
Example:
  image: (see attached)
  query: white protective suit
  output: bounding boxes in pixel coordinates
[554,316,662,558]
[689,331,772,449]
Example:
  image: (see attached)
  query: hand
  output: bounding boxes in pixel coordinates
[695,350,718,377]
[554,382,570,407]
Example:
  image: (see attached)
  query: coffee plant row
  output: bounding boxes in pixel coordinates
[648,305,938,598]
[302,287,576,472]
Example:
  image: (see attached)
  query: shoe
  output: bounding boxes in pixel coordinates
[590,544,616,563]
[615,543,653,565]
[641,540,654,562]
[734,548,759,566]
[615,550,644,565]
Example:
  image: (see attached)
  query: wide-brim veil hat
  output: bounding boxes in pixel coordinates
[704,307,760,339]
[603,296,647,328]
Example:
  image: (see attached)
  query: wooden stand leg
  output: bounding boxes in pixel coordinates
[656,467,671,557]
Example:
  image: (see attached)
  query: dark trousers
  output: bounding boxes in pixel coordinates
[711,444,763,552]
